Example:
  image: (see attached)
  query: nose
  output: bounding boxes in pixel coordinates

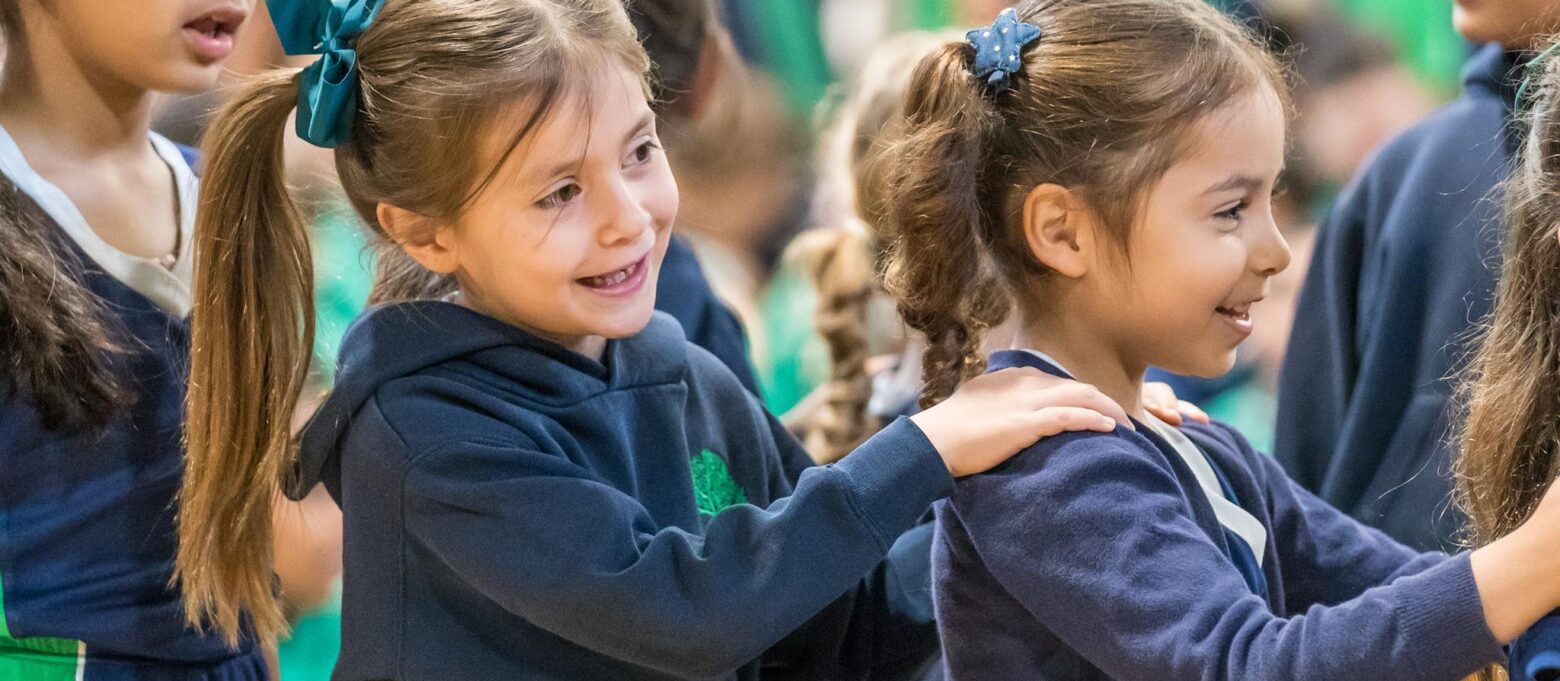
[595,175,653,248]
[1250,210,1292,278]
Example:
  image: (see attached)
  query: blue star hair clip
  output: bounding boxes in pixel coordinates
[966,7,1042,96]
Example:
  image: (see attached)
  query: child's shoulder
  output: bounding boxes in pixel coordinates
[966,418,1264,492]
[979,424,1172,484]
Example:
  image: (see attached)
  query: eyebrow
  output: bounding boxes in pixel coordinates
[532,110,656,182]
[1203,175,1267,196]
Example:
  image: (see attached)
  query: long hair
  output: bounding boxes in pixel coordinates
[0,0,132,433]
[878,0,1288,407]
[177,0,650,648]
[1454,44,1560,551]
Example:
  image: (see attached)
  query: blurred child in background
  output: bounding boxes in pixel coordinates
[0,0,268,677]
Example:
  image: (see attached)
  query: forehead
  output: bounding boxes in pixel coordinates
[481,61,654,176]
[1172,86,1285,182]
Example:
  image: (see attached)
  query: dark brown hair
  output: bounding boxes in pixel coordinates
[880,0,1288,407]
[0,0,132,432]
[178,0,649,649]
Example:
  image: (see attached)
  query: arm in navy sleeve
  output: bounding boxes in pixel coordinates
[402,415,951,680]
[1512,612,1560,681]
[1273,182,1368,491]
[952,433,1502,681]
[760,406,941,681]
[1225,424,1448,608]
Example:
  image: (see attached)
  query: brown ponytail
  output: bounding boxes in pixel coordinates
[879,0,1285,409]
[178,70,312,649]
[793,31,954,461]
[175,0,651,648]
[881,42,1008,409]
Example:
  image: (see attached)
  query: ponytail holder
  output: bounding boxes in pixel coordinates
[267,0,385,148]
[966,8,1042,97]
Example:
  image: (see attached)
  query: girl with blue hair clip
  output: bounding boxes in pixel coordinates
[172,1,1150,678]
[0,0,269,678]
[880,1,1560,679]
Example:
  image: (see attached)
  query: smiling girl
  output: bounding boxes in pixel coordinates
[884,2,1560,679]
[0,0,266,678]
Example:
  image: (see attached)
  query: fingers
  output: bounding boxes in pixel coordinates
[1143,399,1183,426]
[1029,406,1119,437]
[1178,400,1210,424]
[1023,382,1129,425]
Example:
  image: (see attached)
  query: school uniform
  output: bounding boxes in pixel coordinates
[933,349,1502,681]
[0,125,266,679]
[1513,614,1560,681]
[292,301,948,680]
[1274,44,1520,552]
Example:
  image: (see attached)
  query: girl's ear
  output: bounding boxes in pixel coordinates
[378,202,460,274]
[1021,183,1095,279]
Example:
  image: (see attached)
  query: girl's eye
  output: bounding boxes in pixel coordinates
[630,140,660,165]
[538,183,581,209]
[1217,202,1247,221]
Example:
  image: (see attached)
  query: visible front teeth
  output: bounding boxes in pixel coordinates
[583,260,639,288]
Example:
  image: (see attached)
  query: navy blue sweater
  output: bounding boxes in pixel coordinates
[1274,44,1518,551]
[933,350,1502,681]
[292,302,951,680]
[0,178,264,677]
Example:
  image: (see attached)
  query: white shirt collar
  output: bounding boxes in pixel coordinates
[0,123,197,317]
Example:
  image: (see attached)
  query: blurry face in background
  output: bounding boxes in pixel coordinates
[1454,0,1560,48]
[10,0,254,93]
[957,0,1009,24]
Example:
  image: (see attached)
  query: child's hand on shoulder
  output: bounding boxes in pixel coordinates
[1142,382,1209,426]
[911,368,1128,478]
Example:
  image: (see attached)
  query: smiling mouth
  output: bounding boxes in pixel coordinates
[1216,303,1251,322]
[184,9,243,38]
[578,257,646,289]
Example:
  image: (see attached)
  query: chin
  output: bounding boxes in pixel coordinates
[1165,351,1240,380]
[594,306,659,340]
[1451,7,1503,45]
[147,63,225,94]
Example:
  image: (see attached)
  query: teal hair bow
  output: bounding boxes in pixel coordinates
[267,0,385,147]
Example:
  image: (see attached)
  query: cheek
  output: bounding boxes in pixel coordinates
[642,161,681,229]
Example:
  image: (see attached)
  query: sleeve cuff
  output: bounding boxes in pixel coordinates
[831,417,954,549]
[1396,552,1505,676]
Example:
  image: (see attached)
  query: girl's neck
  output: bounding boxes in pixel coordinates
[448,291,609,363]
[1011,314,1147,422]
[0,31,156,160]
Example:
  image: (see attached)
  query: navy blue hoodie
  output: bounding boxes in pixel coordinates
[292,302,951,680]
[935,351,1502,680]
[1274,44,1518,551]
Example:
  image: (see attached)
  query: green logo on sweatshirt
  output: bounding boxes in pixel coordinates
[690,449,748,515]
